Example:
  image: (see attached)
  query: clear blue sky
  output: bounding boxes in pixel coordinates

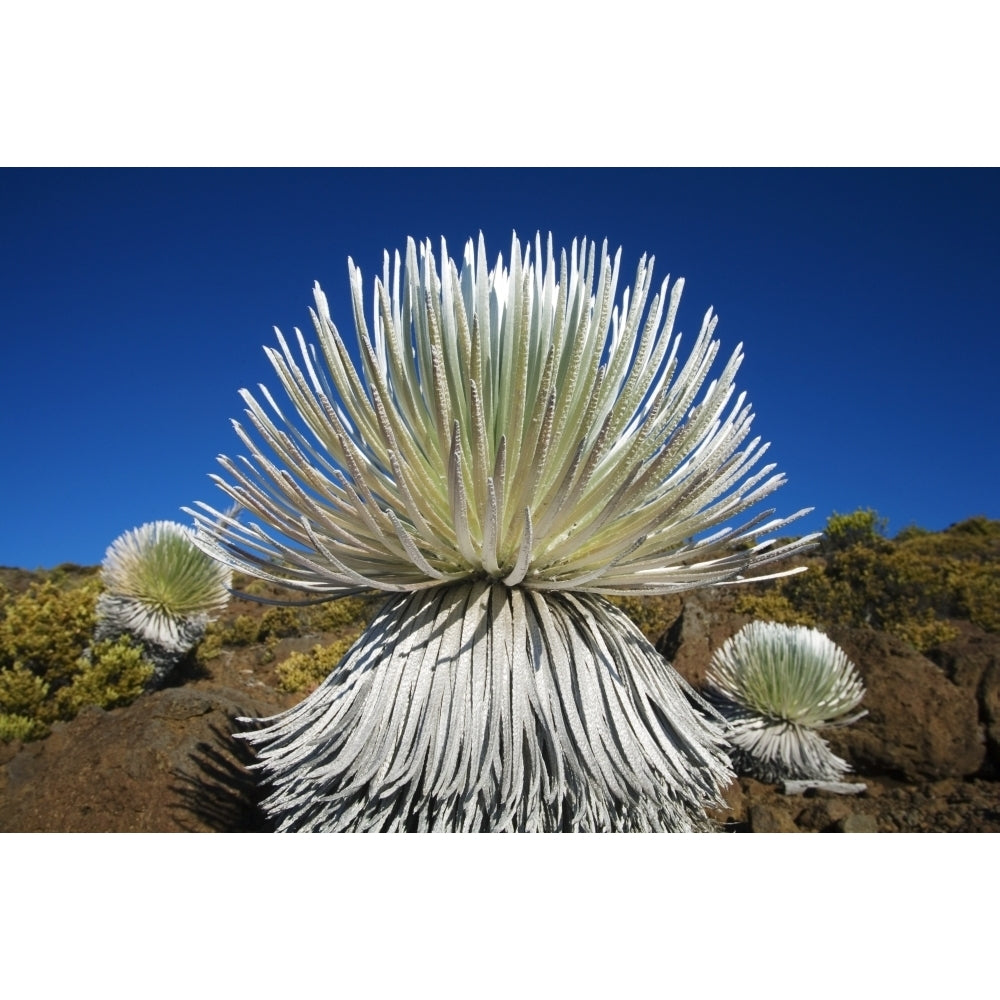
[2,168,997,569]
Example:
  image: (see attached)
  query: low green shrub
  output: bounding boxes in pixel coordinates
[0,575,154,741]
[0,662,50,718]
[258,605,304,639]
[215,614,262,646]
[736,512,998,651]
[53,636,153,720]
[276,634,362,693]
[0,578,100,686]
[0,714,46,743]
[304,596,380,633]
[822,508,890,553]
[200,595,379,658]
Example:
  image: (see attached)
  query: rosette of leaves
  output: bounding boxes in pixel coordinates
[705,621,866,782]
[96,521,232,687]
[187,233,818,831]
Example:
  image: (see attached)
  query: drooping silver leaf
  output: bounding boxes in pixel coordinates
[239,582,734,832]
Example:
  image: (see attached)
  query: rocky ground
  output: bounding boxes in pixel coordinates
[2,584,998,833]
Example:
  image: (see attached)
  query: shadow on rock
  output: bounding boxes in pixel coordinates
[172,719,274,832]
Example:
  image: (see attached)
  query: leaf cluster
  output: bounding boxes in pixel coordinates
[187,235,815,600]
[97,521,232,655]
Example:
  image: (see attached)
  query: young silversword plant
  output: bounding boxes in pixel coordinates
[96,521,232,687]
[705,621,866,783]
[186,233,818,832]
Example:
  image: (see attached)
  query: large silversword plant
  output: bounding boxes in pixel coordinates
[705,621,867,783]
[187,233,818,831]
[96,521,232,688]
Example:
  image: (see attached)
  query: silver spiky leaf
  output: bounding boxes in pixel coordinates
[239,583,733,832]
[186,234,817,597]
[705,621,867,782]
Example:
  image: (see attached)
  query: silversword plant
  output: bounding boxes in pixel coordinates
[188,233,818,831]
[96,520,232,687]
[705,620,866,782]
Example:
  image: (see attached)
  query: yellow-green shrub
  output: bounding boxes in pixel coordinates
[215,614,262,646]
[0,578,156,741]
[0,578,100,685]
[0,662,50,718]
[953,562,1000,633]
[195,626,225,661]
[304,596,379,633]
[822,508,890,553]
[732,588,818,629]
[0,714,46,743]
[276,634,361,694]
[53,636,153,720]
[258,605,304,639]
[736,512,997,651]
[270,597,380,692]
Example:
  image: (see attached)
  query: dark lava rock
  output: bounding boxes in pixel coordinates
[927,624,1000,774]
[657,590,748,688]
[0,686,278,832]
[824,627,985,781]
[710,775,1000,833]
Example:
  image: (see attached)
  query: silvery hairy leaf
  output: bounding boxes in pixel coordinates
[240,583,733,832]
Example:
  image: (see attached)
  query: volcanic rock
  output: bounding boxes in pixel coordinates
[0,685,281,832]
[823,627,985,781]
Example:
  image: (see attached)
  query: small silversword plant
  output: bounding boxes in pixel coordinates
[187,233,818,831]
[705,620,866,782]
[96,520,232,686]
